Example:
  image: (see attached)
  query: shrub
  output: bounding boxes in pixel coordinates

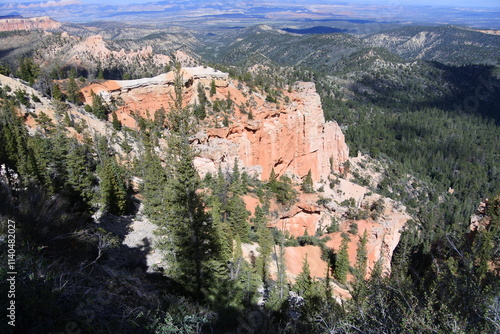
[348,222,358,235]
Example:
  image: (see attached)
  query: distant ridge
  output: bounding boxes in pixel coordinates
[0,16,62,32]
[282,26,349,34]
[0,15,23,20]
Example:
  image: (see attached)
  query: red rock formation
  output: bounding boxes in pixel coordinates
[285,245,328,281]
[80,67,229,128]
[77,68,409,289]
[0,16,61,31]
[81,68,348,182]
[231,82,348,182]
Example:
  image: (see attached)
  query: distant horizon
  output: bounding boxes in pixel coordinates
[2,0,499,29]
[6,0,500,8]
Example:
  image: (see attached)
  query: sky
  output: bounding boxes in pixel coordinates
[8,0,500,7]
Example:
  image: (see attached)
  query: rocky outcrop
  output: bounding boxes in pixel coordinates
[81,68,348,182]
[77,68,408,287]
[0,16,61,31]
[63,34,173,70]
[231,82,348,181]
[80,67,229,127]
[195,81,349,182]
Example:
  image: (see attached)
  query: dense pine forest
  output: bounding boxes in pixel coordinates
[0,20,499,334]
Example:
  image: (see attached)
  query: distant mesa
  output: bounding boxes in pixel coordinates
[0,16,62,32]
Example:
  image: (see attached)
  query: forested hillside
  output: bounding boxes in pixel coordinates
[365,25,500,65]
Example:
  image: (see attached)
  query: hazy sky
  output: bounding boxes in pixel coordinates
[9,0,500,7]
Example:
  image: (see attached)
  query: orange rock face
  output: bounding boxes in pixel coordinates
[80,67,229,128]
[285,245,328,281]
[0,16,62,31]
[229,82,348,182]
[198,81,349,183]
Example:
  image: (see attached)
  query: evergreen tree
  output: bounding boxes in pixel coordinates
[98,156,127,215]
[210,79,216,97]
[140,133,168,226]
[295,254,313,296]
[230,158,242,193]
[36,112,55,134]
[153,107,166,129]
[0,102,40,181]
[269,167,277,185]
[227,194,250,242]
[90,90,108,120]
[351,230,368,305]
[266,233,289,312]
[67,77,81,104]
[157,66,223,298]
[194,82,207,120]
[210,196,233,264]
[18,57,39,86]
[64,138,96,206]
[301,169,314,193]
[255,205,273,282]
[97,68,104,80]
[334,234,350,284]
[111,111,121,131]
[52,83,64,101]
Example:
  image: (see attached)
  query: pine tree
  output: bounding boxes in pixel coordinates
[52,83,64,101]
[36,111,55,133]
[64,138,96,205]
[90,90,108,120]
[230,158,242,194]
[269,167,277,185]
[139,134,168,226]
[356,230,368,277]
[352,230,369,304]
[266,234,289,312]
[210,196,233,264]
[0,102,40,180]
[255,205,273,282]
[334,234,350,284]
[98,156,127,215]
[158,65,223,298]
[210,79,216,97]
[111,111,121,131]
[194,82,207,120]
[97,68,104,80]
[67,77,81,104]
[295,254,313,296]
[227,194,250,242]
[301,169,314,193]
[18,57,39,85]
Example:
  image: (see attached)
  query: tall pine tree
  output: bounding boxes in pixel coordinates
[334,234,350,284]
[158,65,223,298]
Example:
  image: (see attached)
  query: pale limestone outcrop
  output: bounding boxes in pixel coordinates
[68,35,173,69]
[0,16,61,31]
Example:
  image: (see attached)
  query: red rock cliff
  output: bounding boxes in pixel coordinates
[231,81,348,182]
[80,68,349,182]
